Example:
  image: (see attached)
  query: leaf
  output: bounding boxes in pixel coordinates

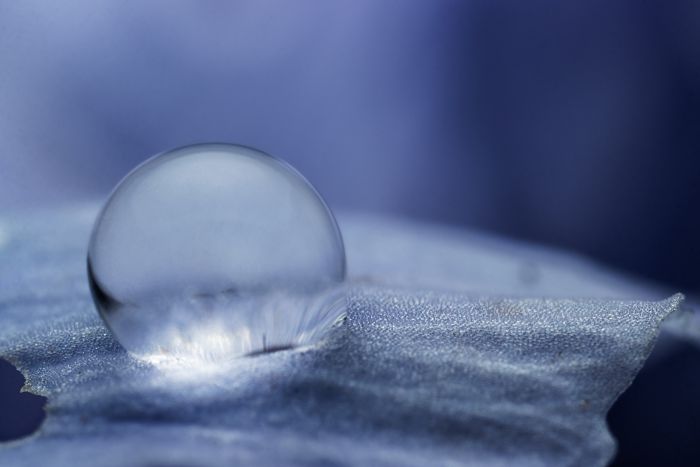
[0,205,681,466]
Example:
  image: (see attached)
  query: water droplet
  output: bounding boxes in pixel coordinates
[88,144,346,365]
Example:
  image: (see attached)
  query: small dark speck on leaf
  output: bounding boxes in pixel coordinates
[518,261,542,286]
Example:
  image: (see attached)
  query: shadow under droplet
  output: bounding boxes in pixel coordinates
[246,344,296,357]
[0,358,47,442]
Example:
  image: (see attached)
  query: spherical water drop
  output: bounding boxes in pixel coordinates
[88,143,346,364]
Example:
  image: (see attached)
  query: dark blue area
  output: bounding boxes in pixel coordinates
[608,343,700,467]
[429,0,700,295]
[0,359,46,442]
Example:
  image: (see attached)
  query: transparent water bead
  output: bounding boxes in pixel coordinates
[88,144,346,365]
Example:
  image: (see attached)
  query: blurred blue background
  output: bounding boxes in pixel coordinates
[1,1,699,464]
